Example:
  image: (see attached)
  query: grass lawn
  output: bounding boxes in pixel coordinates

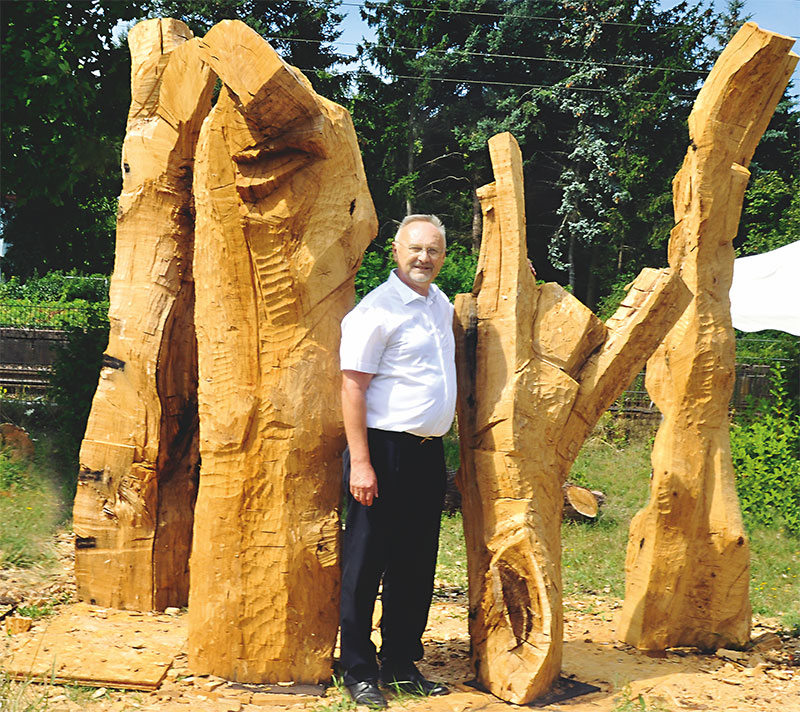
[437,417,800,632]
[1,417,797,633]
[0,434,64,569]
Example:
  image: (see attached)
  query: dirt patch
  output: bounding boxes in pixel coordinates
[2,531,798,711]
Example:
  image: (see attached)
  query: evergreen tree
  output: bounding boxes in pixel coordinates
[737,95,800,256]
[713,0,752,46]
[356,0,716,305]
[541,0,715,303]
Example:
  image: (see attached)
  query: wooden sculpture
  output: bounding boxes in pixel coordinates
[454,132,691,704]
[618,24,798,651]
[187,21,377,683]
[73,19,215,610]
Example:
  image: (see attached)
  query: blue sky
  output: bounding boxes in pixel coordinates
[335,0,799,95]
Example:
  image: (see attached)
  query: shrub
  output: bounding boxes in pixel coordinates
[730,365,800,535]
[0,270,109,302]
[48,309,109,494]
[0,298,108,328]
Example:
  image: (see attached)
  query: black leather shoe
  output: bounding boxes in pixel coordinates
[380,663,450,696]
[345,679,388,708]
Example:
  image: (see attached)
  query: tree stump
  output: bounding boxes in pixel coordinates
[454,132,691,704]
[562,483,605,520]
[187,21,377,683]
[73,19,215,610]
[618,24,798,652]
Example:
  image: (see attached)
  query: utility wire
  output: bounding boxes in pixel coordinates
[266,34,712,75]
[298,65,701,98]
[285,0,708,31]
[283,0,800,39]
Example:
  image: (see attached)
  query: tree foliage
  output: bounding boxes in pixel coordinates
[1,0,797,313]
[1,0,142,276]
[0,0,346,278]
[354,0,723,306]
[737,95,800,256]
[138,0,348,98]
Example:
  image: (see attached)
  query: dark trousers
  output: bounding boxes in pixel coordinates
[339,428,447,684]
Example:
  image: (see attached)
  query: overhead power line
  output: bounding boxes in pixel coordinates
[285,0,706,32]
[283,0,800,40]
[266,35,712,75]
[298,65,700,98]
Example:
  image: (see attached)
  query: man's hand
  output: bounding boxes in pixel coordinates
[349,459,379,506]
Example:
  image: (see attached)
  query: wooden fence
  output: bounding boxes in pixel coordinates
[0,327,68,394]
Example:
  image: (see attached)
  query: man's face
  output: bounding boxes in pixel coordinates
[392,221,446,294]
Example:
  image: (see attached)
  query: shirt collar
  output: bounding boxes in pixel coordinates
[389,269,438,305]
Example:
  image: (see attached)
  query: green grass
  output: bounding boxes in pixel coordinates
[564,419,800,628]
[313,677,357,711]
[563,419,657,598]
[435,417,800,632]
[437,513,468,591]
[0,436,65,569]
[613,688,671,711]
[749,525,800,628]
[0,669,53,712]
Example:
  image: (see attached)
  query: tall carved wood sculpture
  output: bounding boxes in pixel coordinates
[618,24,798,651]
[454,132,691,704]
[73,19,215,610]
[187,21,376,683]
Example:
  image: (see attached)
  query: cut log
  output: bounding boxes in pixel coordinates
[72,19,215,611]
[454,132,690,704]
[0,423,35,460]
[618,24,798,652]
[562,483,605,520]
[187,20,376,684]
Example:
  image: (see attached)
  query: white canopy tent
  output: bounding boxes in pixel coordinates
[729,240,800,337]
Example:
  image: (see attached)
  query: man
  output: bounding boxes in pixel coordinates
[338,214,456,708]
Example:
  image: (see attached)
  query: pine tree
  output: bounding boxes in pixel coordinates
[355,0,717,305]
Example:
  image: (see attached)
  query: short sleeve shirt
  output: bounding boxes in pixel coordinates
[340,270,457,437]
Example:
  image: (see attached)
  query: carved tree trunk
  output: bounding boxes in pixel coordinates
[187,21,377,683]
[73,19,215,610]
[618,24,798,652]
[454,132,690,704]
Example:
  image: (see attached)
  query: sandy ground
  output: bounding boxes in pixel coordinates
[1,531,798,712]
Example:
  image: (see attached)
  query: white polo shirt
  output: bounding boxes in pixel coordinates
[340,270,457,438]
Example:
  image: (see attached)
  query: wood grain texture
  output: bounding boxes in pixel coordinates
[618,24,798,652]
[3,603,185,691]
[73,19,215,611]
[454,132,690,704]
[187,20,377,683]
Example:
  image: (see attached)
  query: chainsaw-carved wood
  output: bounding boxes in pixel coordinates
[187,20,377,683]
[618,23,798,652]
[73,19,214,611]
[454,132,690,704]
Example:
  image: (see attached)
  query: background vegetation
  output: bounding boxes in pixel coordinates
[2,0,798,302]
[438,414,800,632]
